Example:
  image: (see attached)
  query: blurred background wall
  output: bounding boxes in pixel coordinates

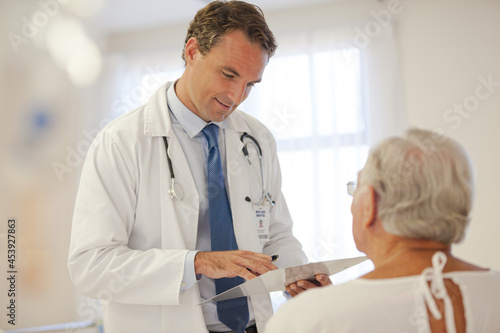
[395,0,500,278]
[0,0,499,330]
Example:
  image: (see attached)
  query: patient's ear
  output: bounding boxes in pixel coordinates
[362,185,377,228]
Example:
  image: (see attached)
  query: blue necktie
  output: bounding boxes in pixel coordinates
[202,124,249,333]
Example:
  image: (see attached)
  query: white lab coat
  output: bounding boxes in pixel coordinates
[68,82,307,333]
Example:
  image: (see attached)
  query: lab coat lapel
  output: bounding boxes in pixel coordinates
[165,133,200,250]
[146,82,199,250]
[225,128,261,253]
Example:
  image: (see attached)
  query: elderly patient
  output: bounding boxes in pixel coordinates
[266,128,500,333]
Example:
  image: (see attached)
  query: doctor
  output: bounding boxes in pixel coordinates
[68,1,328,333]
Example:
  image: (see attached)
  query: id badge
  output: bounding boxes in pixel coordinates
[254,203,270,245]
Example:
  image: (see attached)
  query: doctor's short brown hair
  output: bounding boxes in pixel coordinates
[181,0,277,65]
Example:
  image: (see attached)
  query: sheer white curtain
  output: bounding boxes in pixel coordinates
[104,20,405,282]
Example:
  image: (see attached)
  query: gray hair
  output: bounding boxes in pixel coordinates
[360,128,475,244]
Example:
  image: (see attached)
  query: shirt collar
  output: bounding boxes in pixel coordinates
[167,82,231,138]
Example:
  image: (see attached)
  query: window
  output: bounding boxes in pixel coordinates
[241,47,370,275]
[238,23,406,284]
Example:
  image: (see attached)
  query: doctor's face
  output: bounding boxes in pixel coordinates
[180,29,268,122]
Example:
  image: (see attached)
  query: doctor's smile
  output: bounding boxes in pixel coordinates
[214,97,234,113]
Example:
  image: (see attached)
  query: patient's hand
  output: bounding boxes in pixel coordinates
[286,274,332,297]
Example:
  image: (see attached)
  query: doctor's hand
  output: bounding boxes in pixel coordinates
[194,250,278,281]
[286,274,332,298]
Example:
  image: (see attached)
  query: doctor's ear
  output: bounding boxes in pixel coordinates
[184,37,201,64]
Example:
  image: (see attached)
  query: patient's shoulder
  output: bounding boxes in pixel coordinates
[361,255,489,280]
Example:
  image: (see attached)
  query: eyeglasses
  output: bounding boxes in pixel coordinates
[346,181,357,196]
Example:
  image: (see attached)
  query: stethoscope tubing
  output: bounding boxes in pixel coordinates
[162,131,274,205]
[240,134,274,206]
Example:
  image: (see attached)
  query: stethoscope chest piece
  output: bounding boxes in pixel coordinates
[169,178,184,201]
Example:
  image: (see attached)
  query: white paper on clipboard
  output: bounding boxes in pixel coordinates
[199,256,368,304]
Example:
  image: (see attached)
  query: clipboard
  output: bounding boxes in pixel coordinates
[199,256,368,304]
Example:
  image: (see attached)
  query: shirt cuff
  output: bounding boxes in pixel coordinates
[181,250,199,290]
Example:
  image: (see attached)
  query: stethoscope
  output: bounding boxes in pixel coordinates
[240,132,275,206]
[162,131,275,206]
